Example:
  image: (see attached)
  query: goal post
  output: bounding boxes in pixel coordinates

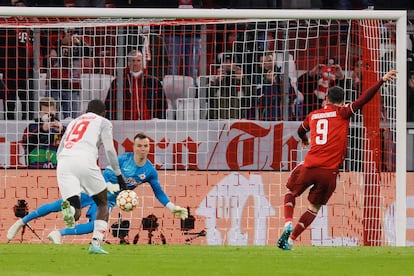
[0,7,407,246]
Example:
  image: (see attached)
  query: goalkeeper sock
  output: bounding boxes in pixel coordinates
[23,200,62,224]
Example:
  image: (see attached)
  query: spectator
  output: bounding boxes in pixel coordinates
[350,59,363,92]
[21,97,65,169]
[208,52,252,120]
[105,49,167,120]
[163,0,203,80]
[298,58,345,116]
[314,58,345,103]
[126,26,170,81]
[254,52,282,121]
[48,27,93,119]
[0,0,34,120]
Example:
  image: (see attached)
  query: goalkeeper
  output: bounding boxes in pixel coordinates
[7,132,188,243]
[104,132,188,221]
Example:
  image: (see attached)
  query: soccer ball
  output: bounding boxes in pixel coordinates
[116,190,138,212]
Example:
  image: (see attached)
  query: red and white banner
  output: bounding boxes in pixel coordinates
[0,120,303,170]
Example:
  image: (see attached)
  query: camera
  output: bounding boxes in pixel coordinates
[142,214,159,231]
[41,113,56,122]
[111,219,130,244]
[180,207,195,231]
[14,200,29,218]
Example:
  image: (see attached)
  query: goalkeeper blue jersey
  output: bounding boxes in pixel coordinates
[103,152,171,209]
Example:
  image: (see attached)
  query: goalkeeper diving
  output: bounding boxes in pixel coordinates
[6,132,188,243]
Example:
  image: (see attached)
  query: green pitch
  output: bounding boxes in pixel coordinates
[1,244,413,276]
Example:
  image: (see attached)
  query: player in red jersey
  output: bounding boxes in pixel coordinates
[277,69,398,250]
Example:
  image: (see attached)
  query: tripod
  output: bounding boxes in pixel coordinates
[19,223,43,243]
[13,200,43,243]
[183,230,207,244]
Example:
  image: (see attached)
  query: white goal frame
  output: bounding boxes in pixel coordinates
[0,7,407,246]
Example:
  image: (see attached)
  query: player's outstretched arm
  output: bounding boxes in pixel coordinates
[166,202,188,220]
[352,69,398,111]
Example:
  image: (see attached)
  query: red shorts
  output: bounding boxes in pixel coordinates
[286,164,338,205]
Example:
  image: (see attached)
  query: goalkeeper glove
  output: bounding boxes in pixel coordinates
[166,202,188,220]
[106,183,120,194]
[117,175,127,191]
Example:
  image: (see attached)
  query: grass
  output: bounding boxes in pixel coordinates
[1,244,414,276]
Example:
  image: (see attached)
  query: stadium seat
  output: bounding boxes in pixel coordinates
[80,73,115,114]
[162,75,196,120]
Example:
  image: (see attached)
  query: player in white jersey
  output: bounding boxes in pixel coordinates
[56,99,126,254]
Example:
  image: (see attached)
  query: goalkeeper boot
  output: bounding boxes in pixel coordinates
[7,218,24,240]
[277,221,293,250]
[61,200,75,229]
[88,244,109,254]
[47,230,62,244]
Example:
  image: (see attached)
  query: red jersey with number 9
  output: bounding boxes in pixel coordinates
[301,103,354,169]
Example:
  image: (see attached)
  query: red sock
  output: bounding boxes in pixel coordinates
[284,192,295,222]
[291,208,317,240]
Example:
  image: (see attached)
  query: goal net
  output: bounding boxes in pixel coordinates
[0,7,407,246]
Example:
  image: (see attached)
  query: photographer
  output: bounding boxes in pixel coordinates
[21,97,65,169]
[208,53,252,119]
[48,27,92,119]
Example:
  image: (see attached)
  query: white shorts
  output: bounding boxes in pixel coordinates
[56,155,106,200]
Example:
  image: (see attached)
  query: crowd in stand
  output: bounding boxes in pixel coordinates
[0,0,412,170]
[0,0,413,124]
